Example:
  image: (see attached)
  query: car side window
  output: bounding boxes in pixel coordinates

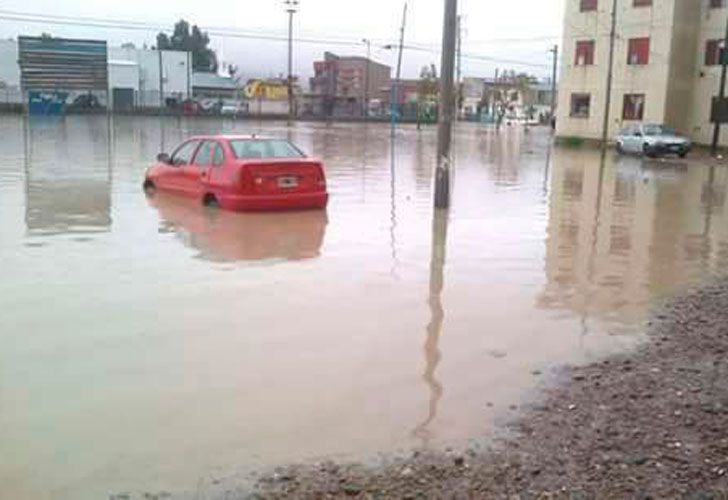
[212,143,225,166]
[171,141,199,166]
[194,141,214,166]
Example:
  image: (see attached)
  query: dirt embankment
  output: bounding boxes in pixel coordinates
[247,282,728,499]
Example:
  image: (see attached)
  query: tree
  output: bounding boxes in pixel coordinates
[417,64,438,129]
[156,20,218,73]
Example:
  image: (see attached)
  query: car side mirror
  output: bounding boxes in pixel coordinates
[157,153,171,164]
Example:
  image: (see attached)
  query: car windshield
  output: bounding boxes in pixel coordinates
[643,124,676,136]
[229,139,305,159]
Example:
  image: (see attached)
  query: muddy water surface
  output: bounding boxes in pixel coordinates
[1,116,726,499]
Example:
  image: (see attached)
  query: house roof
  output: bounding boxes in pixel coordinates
[192,72,238,90]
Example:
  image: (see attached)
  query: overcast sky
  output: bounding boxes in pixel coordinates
[0,0,564,81]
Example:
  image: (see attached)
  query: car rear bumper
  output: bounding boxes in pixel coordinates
[649,143,691,155]
[220,191,329,211]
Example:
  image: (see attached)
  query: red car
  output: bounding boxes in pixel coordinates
[143,135,328,211]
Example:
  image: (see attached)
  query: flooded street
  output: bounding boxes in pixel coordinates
[1,116,727,499]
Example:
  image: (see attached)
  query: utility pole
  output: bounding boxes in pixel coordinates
[158,49,164,109]
[285,0,299,126]
[711,14,728,156]
[434,0,458,209]
[390,2,408,135]
[186,51,192,100]
[362,38,372,120]
[549,44,558,124]
[601,0,618,152]
[456,15,462,120]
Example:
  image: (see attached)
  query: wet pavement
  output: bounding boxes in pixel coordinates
[0,116,727,499]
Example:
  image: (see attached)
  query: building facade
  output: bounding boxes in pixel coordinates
[308,52,391,117]
[557,0,728,145]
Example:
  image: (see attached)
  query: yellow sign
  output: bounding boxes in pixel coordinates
[244,80,288,101]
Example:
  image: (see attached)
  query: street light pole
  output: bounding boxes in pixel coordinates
[549,44,558,124]
[434,0,458,209]
[711,14,728,156]
[285,0,299,126]
[362,38,371,120]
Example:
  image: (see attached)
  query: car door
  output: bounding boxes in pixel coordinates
[187,141,214,198]
[165,140,201,194]
[201,141,227,192]
[631,125,645,154]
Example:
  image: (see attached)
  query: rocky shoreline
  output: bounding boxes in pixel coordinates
[242,281,728,498]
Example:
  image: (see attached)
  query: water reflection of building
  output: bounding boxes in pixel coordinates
[539,150,728,324]
[149,192,327,263]
[24,117,112,235]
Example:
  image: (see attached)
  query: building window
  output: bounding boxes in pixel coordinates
[570,93,591,118]
[580,0,597,11]
[623,94,645,120]
[710,0,725,8]
[628,37,650,65]
[706,40,724,66]
[575,40,595,65]
[633,0,652,6]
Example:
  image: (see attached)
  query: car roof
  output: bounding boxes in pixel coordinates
[189,134,278,141]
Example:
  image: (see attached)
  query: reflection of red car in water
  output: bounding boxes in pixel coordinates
[143,135,328,212]
[148,191,327,262]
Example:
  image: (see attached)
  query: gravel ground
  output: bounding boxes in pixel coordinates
[243,281,728,499]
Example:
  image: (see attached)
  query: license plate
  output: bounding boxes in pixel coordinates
[278,176,298,188]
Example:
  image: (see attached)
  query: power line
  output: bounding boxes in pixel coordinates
[0,9,551,70]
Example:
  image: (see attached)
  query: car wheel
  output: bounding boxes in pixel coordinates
[203,193,219,208]
[616,142,624,154]
[143,179,156,196]
[643,144,657,159]
[679,151,688,159]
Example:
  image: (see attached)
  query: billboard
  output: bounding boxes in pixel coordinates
[18,36,108,92]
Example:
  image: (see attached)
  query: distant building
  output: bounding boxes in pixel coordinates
[191,72,238,99]
[0,39,21,105]
[243,78,296,115]
[308,52,391,117]
[557,0,728,145]
[108,46,191,109]
[461,76,556,123]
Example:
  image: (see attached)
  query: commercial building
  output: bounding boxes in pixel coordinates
[461,76,556,123]
[308,52,391,117]
[556,0,728,145]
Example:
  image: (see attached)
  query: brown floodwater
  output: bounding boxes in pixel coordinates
[1,116,727,499]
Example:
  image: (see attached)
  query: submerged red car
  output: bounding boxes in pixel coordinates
[143,135,328,211]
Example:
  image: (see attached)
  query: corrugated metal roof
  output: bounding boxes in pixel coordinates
[18,36,107,91]
[192,72,238,90]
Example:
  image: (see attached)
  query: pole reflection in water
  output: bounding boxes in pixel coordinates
[389,133,399,275]
[412,208,449,445]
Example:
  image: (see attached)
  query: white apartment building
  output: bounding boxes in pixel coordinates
[557,0,728,145]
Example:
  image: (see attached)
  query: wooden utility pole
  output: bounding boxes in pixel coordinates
[711,14,728,155]
[549,44,558,123]
[158,49,164,109]
[601,0,618,151]
[434,0,458,209]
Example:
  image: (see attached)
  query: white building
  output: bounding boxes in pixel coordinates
[0,39,21,104]
[557,0,728,146]
[108,46,191,109]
